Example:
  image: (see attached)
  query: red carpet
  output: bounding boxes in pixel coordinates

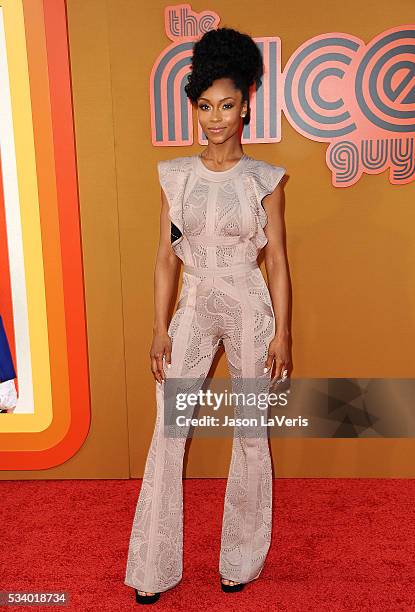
[1,478,415,611]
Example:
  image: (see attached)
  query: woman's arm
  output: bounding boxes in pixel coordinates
[262,183,292,378]
[150,186,180,383]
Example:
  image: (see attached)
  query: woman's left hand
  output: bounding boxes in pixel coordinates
[264,333,292,381]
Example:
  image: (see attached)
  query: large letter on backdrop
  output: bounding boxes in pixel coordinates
[151,7,414,186]
[150,4,284,146]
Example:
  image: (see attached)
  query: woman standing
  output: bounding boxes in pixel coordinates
[125,27,291,604]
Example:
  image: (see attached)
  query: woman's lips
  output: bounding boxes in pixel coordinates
[209,127,225,133]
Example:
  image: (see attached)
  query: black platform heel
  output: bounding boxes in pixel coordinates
[135,588,161,604]
[220,578,245,592]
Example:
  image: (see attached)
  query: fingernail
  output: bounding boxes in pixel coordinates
[167,363,171,368]
[263,367,269,373]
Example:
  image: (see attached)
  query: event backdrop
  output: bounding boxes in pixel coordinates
[0,0,414,478]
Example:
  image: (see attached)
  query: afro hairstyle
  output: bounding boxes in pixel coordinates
[184,27,264,123]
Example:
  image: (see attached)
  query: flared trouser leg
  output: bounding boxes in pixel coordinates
[125,268,276,592]
[124,278,221,593]
[219,419,273,584]
[124,380,187,593]
[219,271,275,584]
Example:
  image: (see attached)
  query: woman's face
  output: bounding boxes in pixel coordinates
[196,78,247,143]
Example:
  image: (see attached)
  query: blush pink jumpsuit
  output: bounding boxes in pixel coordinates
[125,153,286,594]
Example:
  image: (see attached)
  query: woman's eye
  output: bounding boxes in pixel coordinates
[198,103,234,110]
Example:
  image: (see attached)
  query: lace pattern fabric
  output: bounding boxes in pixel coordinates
[125,153,286,592]
[157,154,285,264]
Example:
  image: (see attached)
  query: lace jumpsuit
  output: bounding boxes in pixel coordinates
[125,153,286,593]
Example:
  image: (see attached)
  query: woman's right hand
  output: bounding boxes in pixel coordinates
[150,331,172,383]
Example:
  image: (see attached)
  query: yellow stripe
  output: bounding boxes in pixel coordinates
[2,0,52,431]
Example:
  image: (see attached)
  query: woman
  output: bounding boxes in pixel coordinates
[125,27,292,604]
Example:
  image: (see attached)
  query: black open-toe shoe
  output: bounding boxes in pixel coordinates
[135,588,161,604]
[220,578,245,592]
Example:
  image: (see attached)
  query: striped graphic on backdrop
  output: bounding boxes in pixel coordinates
[0,0,90,470]
[151,37,283,146]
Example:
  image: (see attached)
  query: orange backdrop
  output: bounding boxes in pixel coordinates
[1,0,414,479]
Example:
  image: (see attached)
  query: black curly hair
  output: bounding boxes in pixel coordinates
[184,27,264,124]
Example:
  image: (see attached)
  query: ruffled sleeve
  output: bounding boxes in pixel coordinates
[157,157,192,251]
[246,160,286,250]
[253,161,286,206]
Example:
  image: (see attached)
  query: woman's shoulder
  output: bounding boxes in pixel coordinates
[156,155,194,199]
[157,155,194,174]
[243,155,286,195]
[244,154,286,176]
